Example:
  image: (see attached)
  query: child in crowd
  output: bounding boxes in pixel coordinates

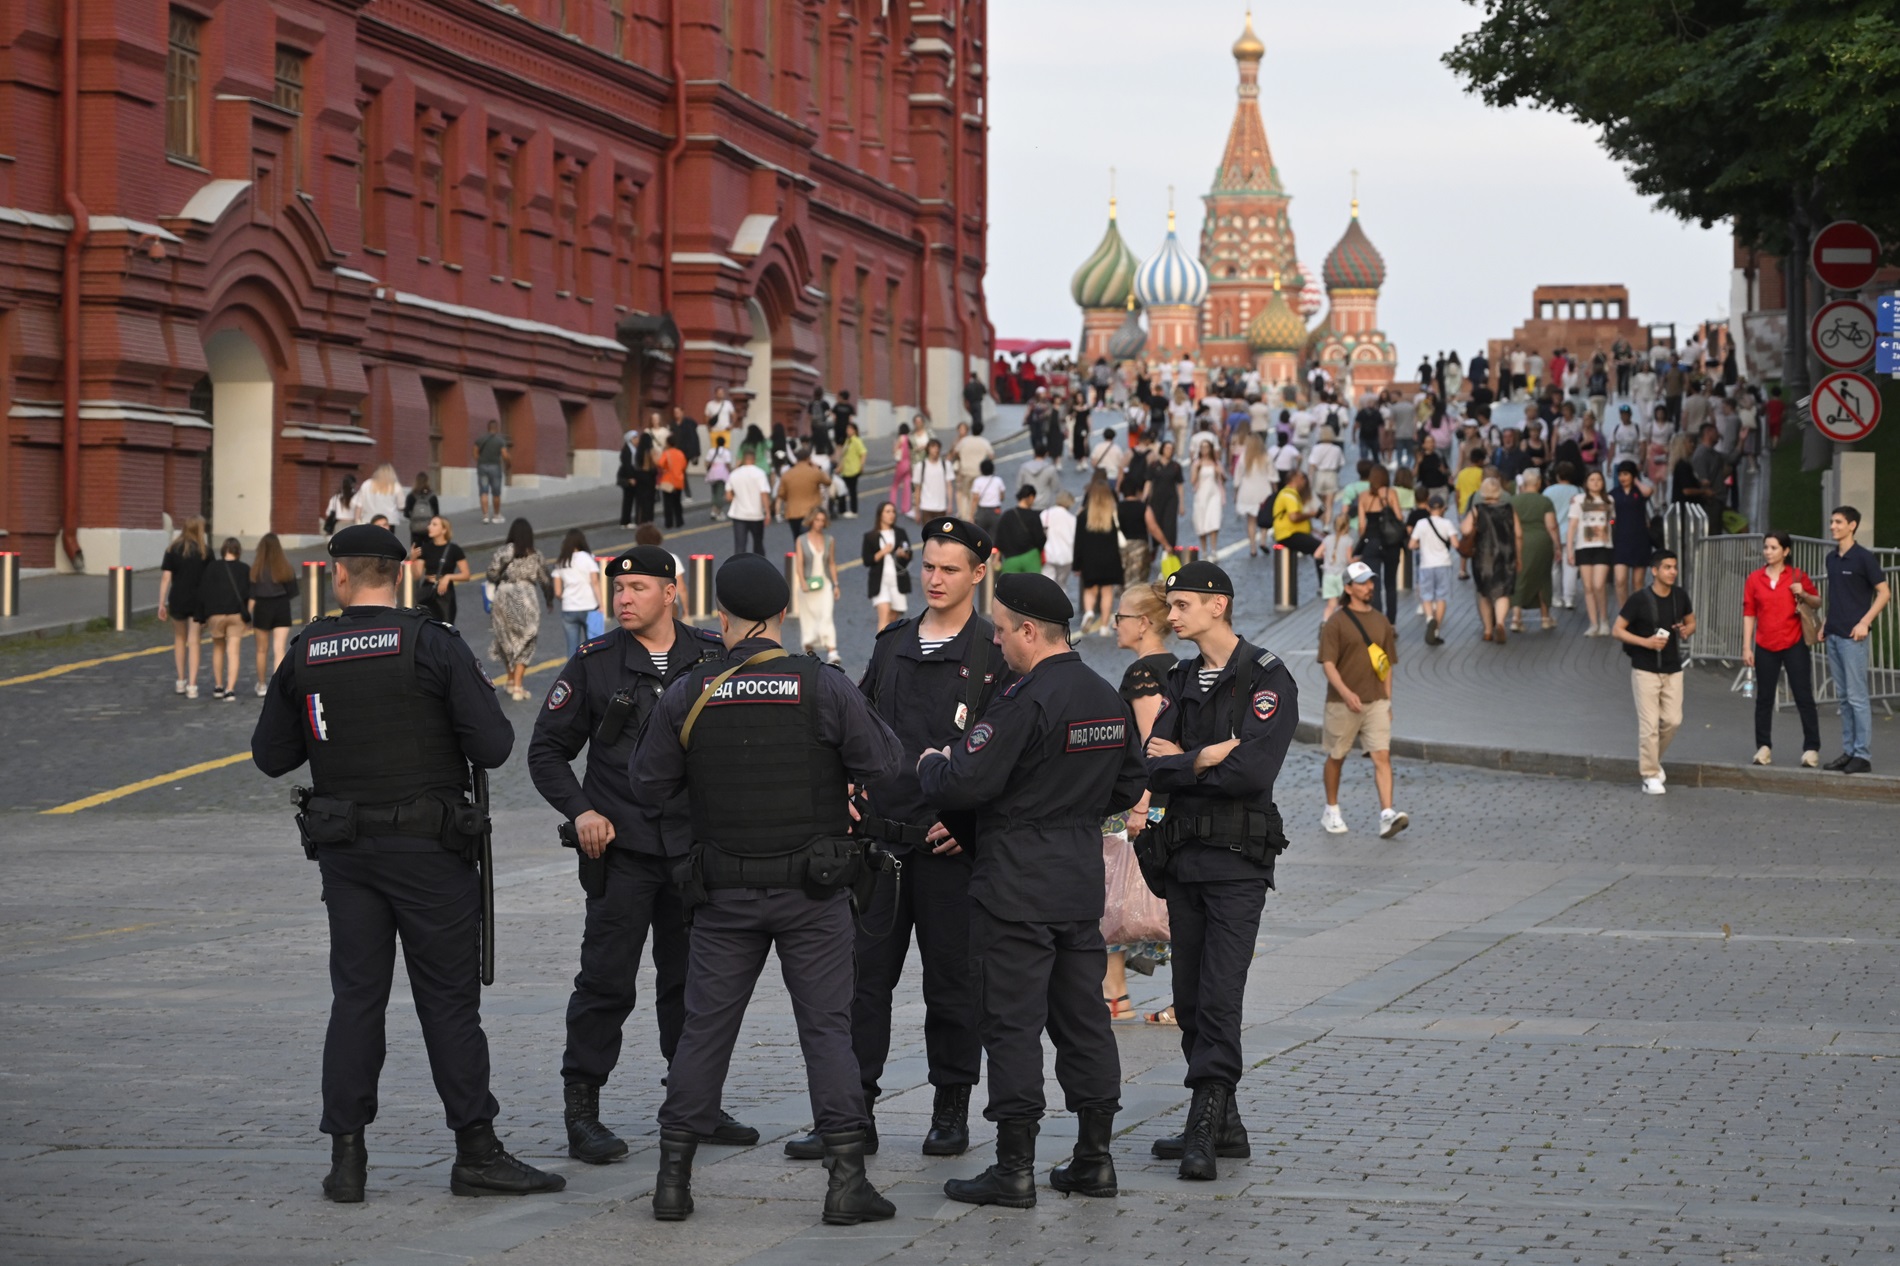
[1318,508,1358,621]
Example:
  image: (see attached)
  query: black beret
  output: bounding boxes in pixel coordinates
[993,572,1074,625]
[921,515,994,562]
[714,553,789,621]
[1166,560,1234,598]
[327,524,408,562]
[606,545,676,580]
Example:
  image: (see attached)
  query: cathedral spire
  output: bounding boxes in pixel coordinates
[1214,11,1281,193]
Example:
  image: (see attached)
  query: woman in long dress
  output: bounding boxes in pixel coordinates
[795,506,842,663]
[891,425,913,517]
[914,438,953,520]
[1234,433,1276,558]
[1190,438,1226,556]
[486,517,551,699]
[1461,477,1522,645]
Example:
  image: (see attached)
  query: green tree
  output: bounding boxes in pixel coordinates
[1445,0,1900,466]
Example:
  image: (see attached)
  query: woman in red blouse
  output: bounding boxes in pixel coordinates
[1742,530,1822,766]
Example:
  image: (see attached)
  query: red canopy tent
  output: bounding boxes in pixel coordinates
[994,338,1072,356]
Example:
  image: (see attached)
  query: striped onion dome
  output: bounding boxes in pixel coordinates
[1133,211,1210,308]
[1248,282,1306,353]
[1106,300,1147,360]
[1070,205,1141,309]
[1322,207,1386,291]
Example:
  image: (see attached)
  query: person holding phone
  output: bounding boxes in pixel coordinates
[1612,549,1696,795]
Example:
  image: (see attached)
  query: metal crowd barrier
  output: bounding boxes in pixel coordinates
[1684,533,1761,669]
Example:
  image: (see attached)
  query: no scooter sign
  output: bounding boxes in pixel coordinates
[1809,372,1882,444]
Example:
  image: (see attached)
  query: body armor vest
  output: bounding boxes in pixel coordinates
[290,609,469,807]
[682,653,850,888]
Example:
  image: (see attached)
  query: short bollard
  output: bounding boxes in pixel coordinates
[689,554,714,620]
[1273,545,1296,610]
[0,551,18,618]
[302,560,328,624]
[108,566,135,631]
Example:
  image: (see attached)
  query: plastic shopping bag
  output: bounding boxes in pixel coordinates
[1101,831,1170,946]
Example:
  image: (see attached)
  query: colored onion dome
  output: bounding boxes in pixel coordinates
[1134,210,1210,309]
[1107,296,1147,361]
[1070,201,1141,310]
[1295,262,1326,317]
[1232,11,1265,62]
[1248,279,1306,354]
[1322,202,1386,291]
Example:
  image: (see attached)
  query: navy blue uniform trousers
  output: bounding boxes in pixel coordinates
[1165,875,1268,1089]
[562,848,689,1085]
[970,903,1121,1122]
[659,887,867,1137]
[317,846,499,1135]
[850,848,982,1098]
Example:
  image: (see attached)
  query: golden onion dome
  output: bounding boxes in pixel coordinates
[1247,281,1307,354]
[1232,12,1265,62]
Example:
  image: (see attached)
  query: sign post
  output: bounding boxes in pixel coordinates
[1809,299,1877,369]
[1810,221,1883,292]
[1809,371,1883,444]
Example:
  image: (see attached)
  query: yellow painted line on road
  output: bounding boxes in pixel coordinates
[62,921,165,942]
[41,752,252,815]
[0,643,172,689]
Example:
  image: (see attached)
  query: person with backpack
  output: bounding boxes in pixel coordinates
[403,473,439,547]
[1317,561,1407,839]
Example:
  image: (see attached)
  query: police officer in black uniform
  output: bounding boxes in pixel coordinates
[918,573,1148,1209]
[250,524,563,1203]
[1141,561,1298,1181]
[783,516,1004,1161]
[528,545,757,1164]
[626,554,904,1225]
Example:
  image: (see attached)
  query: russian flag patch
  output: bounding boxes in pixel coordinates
[306,693,330,741]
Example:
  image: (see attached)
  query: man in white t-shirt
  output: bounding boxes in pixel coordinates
[1091,429,1128,487]
[952,423,995,518]
[1305,430,1346,523]
[704,386,735,435]
[1247,395,1274,436]
[1408,492,1459,645]
[724,447,773,556]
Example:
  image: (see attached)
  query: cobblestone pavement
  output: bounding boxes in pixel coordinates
[3,748,1895,1265]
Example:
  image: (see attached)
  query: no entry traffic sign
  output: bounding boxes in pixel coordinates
[1810,299,1877,369]
[1810,371,1882,443]
[1811,221,1882,292]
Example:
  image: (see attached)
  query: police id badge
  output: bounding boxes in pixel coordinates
[954,702,970,731]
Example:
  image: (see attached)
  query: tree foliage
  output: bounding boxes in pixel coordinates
[1443,0,1900,255]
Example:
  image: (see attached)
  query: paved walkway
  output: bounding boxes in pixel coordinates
[1252,565,1898,797]
[4,754,1895,1264]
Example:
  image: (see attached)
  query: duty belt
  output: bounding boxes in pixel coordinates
[862,816,931,849]
[354,796,452,838]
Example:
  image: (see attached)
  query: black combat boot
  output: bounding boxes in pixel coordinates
[700,1108,760,1147]
[449,1121,568,1196]
[820,1130,897,1226]
[1150,1091,1250,1159]
[1049,1108,1118,1198]
[786,1092,877,1160]
[322,1131,367,1203]
[921,1084,972,1156]
[1177,1083,1231,1182]
[563,1080,628,1165]
[652,1128,697,1221]
[942,1118,1039,1209]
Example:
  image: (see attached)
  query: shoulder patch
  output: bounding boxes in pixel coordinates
[1000,677,1026,699]
[965,721,995,752]
[1255,649,1281,672]
[1251,689,1280,721]
[579,633,616,656]
[546,679,574,711]
[1065,716,1128,753]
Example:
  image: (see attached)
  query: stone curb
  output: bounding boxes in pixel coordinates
[1292,720,1900,803]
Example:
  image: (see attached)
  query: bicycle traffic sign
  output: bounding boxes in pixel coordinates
[1810,371,1882,443]
[1811,221,1882,291]
[1810,299,1877,369]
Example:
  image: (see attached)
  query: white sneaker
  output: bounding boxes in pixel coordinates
[1801,750,1820,768]
[1641,777,1666,795]
[255,682,268,697]
[1320,805,1348,834]
[1752,746,1772,766]
[174,678,186,695]
[225,689,239,703]
[1378,808,1410,839]
[185,683,198,699]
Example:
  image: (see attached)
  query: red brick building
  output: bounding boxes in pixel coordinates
[0,0,991,568]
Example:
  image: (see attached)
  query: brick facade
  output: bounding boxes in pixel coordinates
[0,0,991,568]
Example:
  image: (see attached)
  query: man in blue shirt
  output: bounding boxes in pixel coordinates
[1822,506,1891,773]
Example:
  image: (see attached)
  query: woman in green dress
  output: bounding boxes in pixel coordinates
[1509,468,1561,632]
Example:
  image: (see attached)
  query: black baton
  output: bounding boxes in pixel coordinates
[474,765,495,987]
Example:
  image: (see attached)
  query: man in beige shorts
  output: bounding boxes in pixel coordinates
[1317,561,1408,839]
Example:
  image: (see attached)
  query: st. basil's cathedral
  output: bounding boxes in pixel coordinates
[1071,13,1399,399]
